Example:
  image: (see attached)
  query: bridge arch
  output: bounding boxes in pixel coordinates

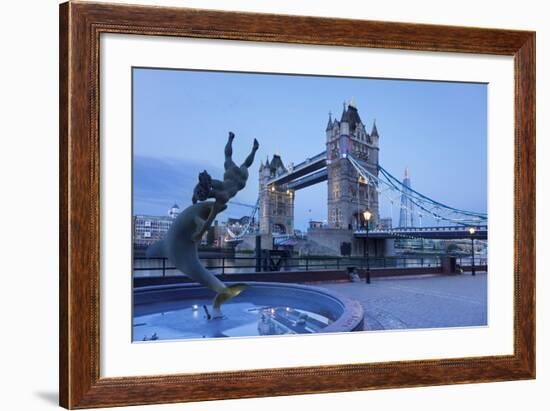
[271,223,288,235]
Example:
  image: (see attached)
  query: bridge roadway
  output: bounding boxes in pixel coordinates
[354,225,488,240]
[266,150,327,190]
[264,150,371,191]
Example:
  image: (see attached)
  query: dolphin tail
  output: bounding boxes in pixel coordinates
[213,283,250,310]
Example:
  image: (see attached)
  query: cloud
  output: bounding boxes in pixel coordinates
[133,156,257,221]
[133,156,223,215]
[133,156,328,229]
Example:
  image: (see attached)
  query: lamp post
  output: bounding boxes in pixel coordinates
[363,209,372,284]
[468,227,476,276]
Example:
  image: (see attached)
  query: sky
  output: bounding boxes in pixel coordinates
[133,67,487,231]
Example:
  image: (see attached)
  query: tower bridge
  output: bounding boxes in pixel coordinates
[259,101,380,238]
[229,100,487,256]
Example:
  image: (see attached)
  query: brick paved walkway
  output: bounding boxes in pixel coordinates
[318,273,487,331]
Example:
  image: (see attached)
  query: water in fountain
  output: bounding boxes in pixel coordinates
[134,299,333,341]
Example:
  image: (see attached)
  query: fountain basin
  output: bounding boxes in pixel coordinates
[133,282,364,341]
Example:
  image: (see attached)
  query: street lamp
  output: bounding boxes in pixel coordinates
[362,209,372,284]
[468,227,476,276]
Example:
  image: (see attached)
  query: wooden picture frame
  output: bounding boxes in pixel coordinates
[59,1,535,408]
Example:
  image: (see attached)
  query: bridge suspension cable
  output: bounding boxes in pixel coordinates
[347,154,487,227]
[228,200,258,209]
[378,165,487,219]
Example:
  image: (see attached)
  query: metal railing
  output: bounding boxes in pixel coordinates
[355,225,488,234]
[133,255,487,278]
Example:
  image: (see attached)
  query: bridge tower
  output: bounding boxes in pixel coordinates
[258,154,295,235]
[326,100,380,229]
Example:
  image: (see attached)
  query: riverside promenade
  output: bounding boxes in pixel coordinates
[319,272,487,331]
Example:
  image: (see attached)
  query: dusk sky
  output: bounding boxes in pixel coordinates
[133,67,487,231]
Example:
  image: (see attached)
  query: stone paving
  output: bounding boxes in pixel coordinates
[318,272,487,331]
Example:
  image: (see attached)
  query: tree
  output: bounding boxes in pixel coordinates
[340,241,352,257]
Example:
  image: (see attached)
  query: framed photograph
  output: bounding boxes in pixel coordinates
[59,1,535,408]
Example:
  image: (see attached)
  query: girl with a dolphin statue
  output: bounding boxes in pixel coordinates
[147,132,259,319]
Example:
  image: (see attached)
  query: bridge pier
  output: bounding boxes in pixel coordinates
[307,227,353,256]
[354,237,388,258]
[235,233,275,251]
[383,238,397,256]
[306,228,392,257]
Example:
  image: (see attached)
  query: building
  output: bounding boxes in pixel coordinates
[206,220,226,247]
[398,167,415,227]
[309,220,324,229]
[326,100,380,229]
[168,203,181,219]
[133,203,180,248]
[259,154,295,235]
[379,217,393,230]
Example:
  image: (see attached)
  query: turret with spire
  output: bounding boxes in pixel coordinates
[371,120,379,138]
[370,119,379,147]
[325,111,333,131]
[339,101,350,136]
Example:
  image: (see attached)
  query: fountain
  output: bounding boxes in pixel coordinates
[136,132,364,341]
[134,282,363,340]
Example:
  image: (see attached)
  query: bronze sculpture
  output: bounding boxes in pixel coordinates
[161,132,259,318]
[191,132,259,241]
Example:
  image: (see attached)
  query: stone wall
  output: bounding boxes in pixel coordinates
[307,227,354,256]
